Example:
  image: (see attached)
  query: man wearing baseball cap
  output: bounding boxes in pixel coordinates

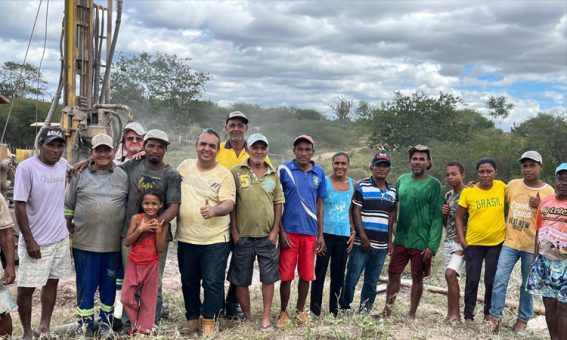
[488,151,555,333]
[227,133,284,329]
[382,144,443,319]
[64,133,128,337]
[340,153,396,314]
[14,126,72,339]
[115,122,146,164]
[276,134,326,327]
[216,111,270,318]
[526,163,567,340]
[120,129,181,328]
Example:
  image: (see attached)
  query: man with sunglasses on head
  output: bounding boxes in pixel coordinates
[114,122,146,165]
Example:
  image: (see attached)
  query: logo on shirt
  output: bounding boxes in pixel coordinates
[239,174,251,189]
[313,176,319,186]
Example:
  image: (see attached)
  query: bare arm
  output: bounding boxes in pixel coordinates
[316,197,326,254]
[15,201,41,259]
[353,204,370,252]
[157,202,179,225]
[268,203,282,245]
[124,214,157,247]
[0,228,15,284]
[387,204,398,255]
[156,223,168,253]
[230,208,240,243]
[455,205,468,249]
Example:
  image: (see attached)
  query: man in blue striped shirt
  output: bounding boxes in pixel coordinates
[340,153,397,313]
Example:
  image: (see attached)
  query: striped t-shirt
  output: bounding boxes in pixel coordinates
[352,177,397,249]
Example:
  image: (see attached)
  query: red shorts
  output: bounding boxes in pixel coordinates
[388,245,431,277]
[278,233,316,281]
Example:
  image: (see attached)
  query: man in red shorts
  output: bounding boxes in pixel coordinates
[382,144,444,318]
[276,135,327,327]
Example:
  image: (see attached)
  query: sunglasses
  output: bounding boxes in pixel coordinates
[125,136,144,142]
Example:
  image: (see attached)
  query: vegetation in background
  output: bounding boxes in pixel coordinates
[0,61,47,99]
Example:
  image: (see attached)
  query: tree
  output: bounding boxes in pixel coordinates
[486,95,514,121]
[111,52,211,130]
[329,95,353,120]
[0,61,47,99]
[357,91,477,148]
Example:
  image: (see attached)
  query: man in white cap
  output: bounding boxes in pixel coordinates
[115,122,146,164]
[216,111,270,318]
[120,129,181,328]
[488,151,555,334]
[64,133,128,337]
[227,133,284,330]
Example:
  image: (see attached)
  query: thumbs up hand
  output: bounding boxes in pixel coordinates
[200,199,216,219]
[528,192,541,209]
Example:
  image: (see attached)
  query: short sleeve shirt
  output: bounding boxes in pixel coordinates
[504,179,555,252]
[216,141,272,170]
[458,180,506,246]
[352,177,396,249]
[13,156,69,247]
[121,159,181,237]
[176,159,236,244]
[232,161,284,237]
[535,196,567,260]
[278,160,327,236]
[64,164,128,252]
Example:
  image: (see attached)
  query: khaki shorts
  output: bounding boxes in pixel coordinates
[18,238,73,288]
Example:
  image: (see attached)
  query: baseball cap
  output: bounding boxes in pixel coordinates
[122,122,146,136]
[519,150,542,164]
[39,126,65,144]
[409,144,432,170]
[372,153,391,166]
[293,134,315,147]
[226,111,249,124]
[247,133,269,147]
[91,133,114,150]
[556,163,567,174]
[144,129,170,145]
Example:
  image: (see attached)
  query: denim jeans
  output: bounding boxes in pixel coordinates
[340,245,388,312]
[489,245,534,322]
[177,241,230,320]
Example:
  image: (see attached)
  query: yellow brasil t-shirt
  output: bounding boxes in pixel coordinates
[176,159,236,245]
[458,180,506,246]
[504,179,555,252]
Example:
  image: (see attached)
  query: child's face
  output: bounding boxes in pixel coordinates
[142,194,163,216]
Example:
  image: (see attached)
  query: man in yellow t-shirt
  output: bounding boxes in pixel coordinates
[176,128,236,337]
[488,151,555,334]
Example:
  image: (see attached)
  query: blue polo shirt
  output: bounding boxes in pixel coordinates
[278,160,327,236]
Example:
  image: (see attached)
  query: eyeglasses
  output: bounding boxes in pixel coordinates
[125,137,144,142]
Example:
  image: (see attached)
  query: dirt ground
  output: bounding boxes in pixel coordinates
[7,242,550,339]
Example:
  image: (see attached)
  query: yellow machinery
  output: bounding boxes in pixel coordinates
[58,0,133,163]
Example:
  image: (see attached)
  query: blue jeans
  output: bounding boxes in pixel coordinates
[177,241,230,320]
[340,245,388,312]
[489,245,534,322]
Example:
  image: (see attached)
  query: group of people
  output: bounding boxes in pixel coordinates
[0,110,565,340]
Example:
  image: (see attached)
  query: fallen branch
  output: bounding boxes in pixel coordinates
[378,275,545,315]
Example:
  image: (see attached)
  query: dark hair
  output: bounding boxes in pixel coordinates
[332,152,350,163]
[476,157,497,171]
[139,189,164,213]
[446,160,464,174]
[196,128,221,149]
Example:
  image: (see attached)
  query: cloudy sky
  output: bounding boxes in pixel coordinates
[1,1,566,129]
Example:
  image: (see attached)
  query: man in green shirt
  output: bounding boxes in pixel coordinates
[382,144,443,319]
[227,133,284,330]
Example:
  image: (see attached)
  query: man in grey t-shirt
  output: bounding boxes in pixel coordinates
[65,133,128,336]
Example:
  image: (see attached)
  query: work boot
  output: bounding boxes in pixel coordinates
[181,318,200,335]
[296,310,309,325]
[201,318,217,337]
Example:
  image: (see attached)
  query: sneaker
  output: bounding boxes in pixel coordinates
[296,310,309,325]
[96,323,113,339]
[276,311,291,329]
